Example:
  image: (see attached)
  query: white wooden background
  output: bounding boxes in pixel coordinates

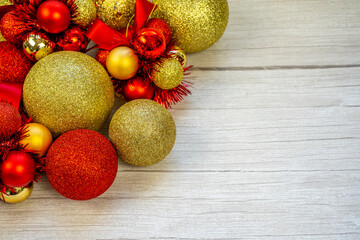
[1,0,360,239]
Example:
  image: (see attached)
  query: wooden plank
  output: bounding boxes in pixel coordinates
[192,0,360,68]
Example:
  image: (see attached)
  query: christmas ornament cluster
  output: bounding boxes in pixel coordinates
[0,0,229,203]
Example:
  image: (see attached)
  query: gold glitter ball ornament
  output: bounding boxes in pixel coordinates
[151,58,183,90]
[72,0,97,27]
[153,0,229,53]
[23,51,114,137]
[97,0,136,31]
[109,99,176,166]
[0,182,33,204]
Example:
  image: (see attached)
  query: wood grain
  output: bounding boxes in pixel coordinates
[1,0,360,239]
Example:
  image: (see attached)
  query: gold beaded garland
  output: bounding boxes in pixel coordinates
[97,0,136,31]
[109,99,176,166]
[153,0,229,53]
[23,51,114,137]
[72,0,97,27]
[151,58,183,90]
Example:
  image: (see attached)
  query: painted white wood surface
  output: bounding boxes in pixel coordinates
[1,0,360,239]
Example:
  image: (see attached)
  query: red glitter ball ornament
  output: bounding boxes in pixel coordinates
[46,129,118,201]
[0,102,22,137]
[123,77,155,101]
[57,27,89,52]
[0,12,27,44]
[145,18,172,45]
[95,49,110,68]
[0,151,36,188]
[36,1,71,34]
[0,42,33,83]
[133,28,166,59]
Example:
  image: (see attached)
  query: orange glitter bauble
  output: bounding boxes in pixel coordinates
[0,102,22,137]
[0,42,33,83]
[95,49,110,69]
[0,12,28,44]
[46,129,118,201]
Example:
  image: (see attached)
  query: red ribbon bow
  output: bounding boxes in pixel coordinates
[86,0,156,50]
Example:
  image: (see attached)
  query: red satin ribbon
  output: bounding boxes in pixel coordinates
[0,83,23,110]
[0,5,15,19]
[133,0,156,34]
[86,0,156,50]
[86,18,130,50]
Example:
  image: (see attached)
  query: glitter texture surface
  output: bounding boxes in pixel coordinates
[95,49,110,68]
[151,58,183,90]
[0,12,28,44]
[153,0,229,53]
[23,51,114,137]
[0,42,33,83]
[72,0,97,27]
[0,102,22,137]
[46,129,118,200]
[109,99,176,166]
[97,0,136,31]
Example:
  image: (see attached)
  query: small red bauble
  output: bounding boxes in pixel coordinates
[145,18,172,44]
[133,28,166,59]
[57,27,89,52]
[0,42,33,83]
[123,77,155,101]
[36,1,71,34]
[0,151,36,188]
[46,129,118,201]
[0,102,22,137]
[0,12,27,44]
[95,49,110,68]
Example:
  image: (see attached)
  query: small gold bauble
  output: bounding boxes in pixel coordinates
[23,51,114,137]
[109,99,176,166]
[20,123,53,157]
[97,0,136,31]
[106,46,139,80]
[0,32,5,42]
[151,58,183,90]
[153,0,229,53]
[72,0,97,27]
[23,33,55,62]
[168,45,187,67]
[0,182,33,204]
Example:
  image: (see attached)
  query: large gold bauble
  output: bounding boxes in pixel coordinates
[72,0,97,27]
[23,51,114,137]
[109,99,176,166]
[97,0,136,31]
[0,182,33,204]
[153,0,229,53]
[20,123,53,157]
[106,46,139,80]
[151,58,183,90]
